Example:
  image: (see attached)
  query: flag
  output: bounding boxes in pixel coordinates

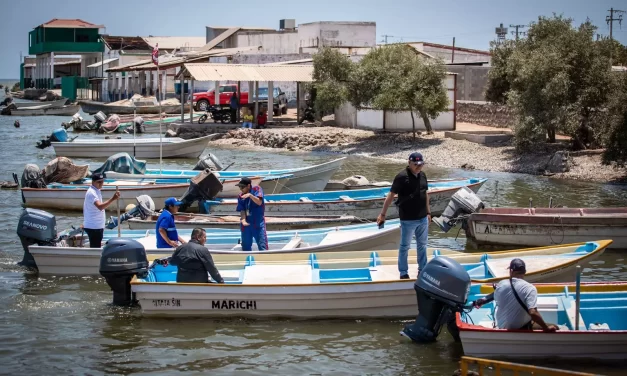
[152,43,159,66]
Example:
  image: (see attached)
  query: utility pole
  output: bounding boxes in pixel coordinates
[510,24,528,40]
[606,8,625,41]
[451,37,455,63]
[381,35,394,44]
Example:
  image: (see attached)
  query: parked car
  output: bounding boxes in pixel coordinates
[192,84,288,116]
[251,87,288,116]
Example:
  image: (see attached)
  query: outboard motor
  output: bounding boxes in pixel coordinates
[99,238,149,306]
[178,169,223,212]
[93,111,107,126]
[133,116,145,134]
[36,127,69,149]
[16,208,58,268]
[106,195,156,229]
[193,153,224,171]
[432,186,485,232]
[401,256,471,343]
[21,164,46,189]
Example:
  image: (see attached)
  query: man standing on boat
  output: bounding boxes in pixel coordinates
[156,197,187,249]
[83,172,120,248]
[474,258,559,332]
[236,177,268,251]
[170,228,224,283]
[376,152,431,279]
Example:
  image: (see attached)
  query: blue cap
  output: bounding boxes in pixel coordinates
[165,197,183,207]
[409,152,425,165]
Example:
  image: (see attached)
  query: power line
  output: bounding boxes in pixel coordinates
[607,7,625,41]
[509,24,528,40]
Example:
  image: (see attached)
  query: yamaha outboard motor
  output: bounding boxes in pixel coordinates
[106,195,156,229]
[401,256,471,343]
[16,208,58,268]
[178,169,223,212]
[99,238,149,306]
[432,186,485,232]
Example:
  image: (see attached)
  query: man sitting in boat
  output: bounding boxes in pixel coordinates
[156,197,187,249]
[170,228,224,283]
[236,177,268,251]
[475,258,559,332]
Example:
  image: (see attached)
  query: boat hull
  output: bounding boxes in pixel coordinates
[127,215,358,230]
[13,98,69,109]
[467,208,627,249]
[11,105,81,116]
[79,100,189,115]
[279,158,345,193]
[50,135,215,159]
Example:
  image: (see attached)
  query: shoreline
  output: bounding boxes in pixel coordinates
[202,127,627,184]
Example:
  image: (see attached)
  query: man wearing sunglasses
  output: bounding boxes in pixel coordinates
[377,152,431,279]
[236,177,268,251]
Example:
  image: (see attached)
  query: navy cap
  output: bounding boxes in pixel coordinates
[508,258,526,273]
[165,197,183,206]
[409,152,425,165]
[91,172,105,181]
[236,177,252,187]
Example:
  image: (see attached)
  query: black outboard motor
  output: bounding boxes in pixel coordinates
[99,238,149,306]
[16,208,58,268]
[178,169,223,212]
[401,256,471,343]
[432,186,485,232]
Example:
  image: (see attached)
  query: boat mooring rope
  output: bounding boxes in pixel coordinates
[549,215,565,245]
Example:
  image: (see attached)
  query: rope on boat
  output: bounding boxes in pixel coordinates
[549,215,565,245]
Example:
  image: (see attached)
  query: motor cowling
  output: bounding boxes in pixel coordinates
[106,195,156,229]
[16,208,58,268]
[433,186,485,232]
[99,238,149,306]
[401,256,471,343]
[178,169,223,212]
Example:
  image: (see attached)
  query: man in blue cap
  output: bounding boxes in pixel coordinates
[156,197,187,249]
[236,177,268,251]
[377,152,431,279]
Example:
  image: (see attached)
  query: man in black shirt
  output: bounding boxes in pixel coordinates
[170,228,224,283]
[377,152,431,279]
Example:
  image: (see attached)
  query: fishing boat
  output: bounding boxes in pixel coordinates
[126,214,359,230]
[13,98,69,109]
[104,158,347,193]
[28,223,404,276]
[50,134,217,159]
[464,207,627,249]
[200,178,488,220]
[457,279,627,360]
[10,104,81,116]
[78,99,189,115]
[124,240,610,318]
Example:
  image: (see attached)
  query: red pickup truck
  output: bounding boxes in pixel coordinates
[192,84,288,115]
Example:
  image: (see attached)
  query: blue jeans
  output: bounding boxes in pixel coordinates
[242,122,253,129]
[398,217,429,277]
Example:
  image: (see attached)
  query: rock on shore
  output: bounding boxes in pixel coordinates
[208,127,626,183]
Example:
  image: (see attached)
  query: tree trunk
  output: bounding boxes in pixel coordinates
[409,107,416,142]
[419,110,434,134]
[547,126,556,143]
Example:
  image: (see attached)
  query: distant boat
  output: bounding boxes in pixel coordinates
[13,98,69,109]
[50,134,217,159]
[464,207,627,249]
[10,104,80,116]
[79,99,190,115]
[458,277,627,360]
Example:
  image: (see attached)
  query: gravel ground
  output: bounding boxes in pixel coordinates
[208,127,627,183]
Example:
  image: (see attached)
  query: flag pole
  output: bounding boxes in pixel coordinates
[158,64,162,174]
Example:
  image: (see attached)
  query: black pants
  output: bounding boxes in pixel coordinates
[84,228,104,248]
[231,108,237,123]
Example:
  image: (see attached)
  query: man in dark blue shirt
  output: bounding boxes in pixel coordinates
[236,177,268,251]
[156,197,187,248]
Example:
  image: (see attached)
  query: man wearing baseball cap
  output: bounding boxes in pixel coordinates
[156,197,187,248]
[377,152,431,279]
[82,172,120,248]
[474,258,559,331]
[236,177,268,251]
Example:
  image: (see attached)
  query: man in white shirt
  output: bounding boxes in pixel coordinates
[83,173,120,248]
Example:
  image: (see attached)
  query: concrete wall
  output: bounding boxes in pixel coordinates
[298,22,376,48]
[236,31,300,54]
[446,65,490,101]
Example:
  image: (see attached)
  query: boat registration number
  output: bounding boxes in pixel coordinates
[152,298,181,307]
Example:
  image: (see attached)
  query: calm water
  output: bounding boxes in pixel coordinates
[1,93,627,375]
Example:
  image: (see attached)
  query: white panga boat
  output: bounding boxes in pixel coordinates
[200,178,488,220]
[13,98,69,109]
[457,279,627,360]
[10,104,81,116]
[126,214,359,230]
[50,134,218,159]
[125,240,610,318]
[464,207,627,249]
[105,157,348,193]
[28,222,404,276]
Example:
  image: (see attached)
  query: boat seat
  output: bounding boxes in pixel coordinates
[561,296,587,331]
[299,197,313,202]
[339,195,355,201]
[281,236,303,250]
[242,264,313,285]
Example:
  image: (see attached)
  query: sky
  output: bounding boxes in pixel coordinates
[1,0,626,78]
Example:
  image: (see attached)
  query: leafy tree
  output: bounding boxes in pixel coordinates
[350,44,449,137]
[501,15,613,148]
[311,47,353,116]
[601,73,627,165]
[485,39,516,104]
